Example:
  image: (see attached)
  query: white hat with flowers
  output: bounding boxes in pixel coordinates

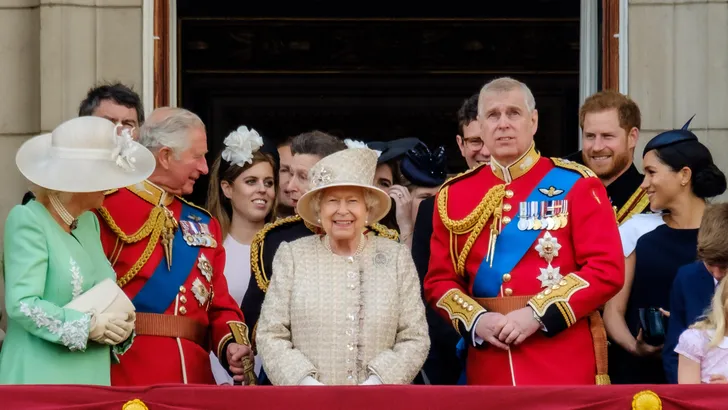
[15,116,155,192]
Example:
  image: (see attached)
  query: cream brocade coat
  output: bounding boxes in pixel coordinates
[256,235,430,385]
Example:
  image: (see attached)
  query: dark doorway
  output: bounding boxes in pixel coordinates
[177,1,581,204]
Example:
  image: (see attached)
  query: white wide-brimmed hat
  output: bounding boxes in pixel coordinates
[297,148,391,227]
[16,116,156,193]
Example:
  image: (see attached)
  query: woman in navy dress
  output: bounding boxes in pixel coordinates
[604,119,727,384]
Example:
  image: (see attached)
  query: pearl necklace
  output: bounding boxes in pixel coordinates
[49,194,78,230]
[323,234,366,257]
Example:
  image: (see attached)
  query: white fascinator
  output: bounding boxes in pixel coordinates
[221,126,264,167]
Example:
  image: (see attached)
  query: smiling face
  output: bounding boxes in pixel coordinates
[221,161,276,223]
[640,150,691,212]
[318,186,368,242]
[480,88,538,166]
[456,120,491,168]
[582,108,637,185]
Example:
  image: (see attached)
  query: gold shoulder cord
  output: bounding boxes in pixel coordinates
[97,206,166,287]
[250,215,302,293]
[437,184,506,276]
[368,222,399,241]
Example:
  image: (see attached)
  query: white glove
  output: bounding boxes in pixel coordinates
[89,312,134,345]
[299,376,325,386]
[360,375,383,385]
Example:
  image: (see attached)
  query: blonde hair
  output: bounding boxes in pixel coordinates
[691,277,728,348]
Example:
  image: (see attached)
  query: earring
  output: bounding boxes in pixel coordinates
[317,218,321,223]
[681,182,687,187]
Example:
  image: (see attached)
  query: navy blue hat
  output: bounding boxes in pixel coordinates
[400,142,447,187]
[643,115,698,157]
[368,138,422,164]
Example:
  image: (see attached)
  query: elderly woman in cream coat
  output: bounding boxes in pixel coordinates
[256,147,430,385]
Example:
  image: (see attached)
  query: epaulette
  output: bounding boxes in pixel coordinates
[439,162,489,191]
[616,188,650,225]
[103,188,118,196]
[250,215,304,293]
[551,157,597,178]
[176,196,212,217]
[367,222,399,241]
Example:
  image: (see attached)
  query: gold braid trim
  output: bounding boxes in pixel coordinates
[98,206,167,287]
[250,215,303,293]
[437,185,506,276]
[616,188,650,225]
[367,222,399,241]
[97,206,164,244]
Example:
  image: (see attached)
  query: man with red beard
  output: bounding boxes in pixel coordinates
[566,91,649,225]
[96,107,255,385]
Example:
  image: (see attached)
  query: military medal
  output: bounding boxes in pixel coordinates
[534,232,563,288]
[559,200,569,228]
[528,202,537,230]
[517,202,529,231]
[540,202,549,230]
[180,217,218,248]
[197,254,213,282]
[191,278,210,306]
[532,202,542,230]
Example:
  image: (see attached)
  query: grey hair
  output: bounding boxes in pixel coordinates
[310,187,378,221]
[477,77,536,117]
[138,108,205,156]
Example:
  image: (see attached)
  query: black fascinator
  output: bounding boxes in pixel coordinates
[643,115,698,156]
[400,142,448,187]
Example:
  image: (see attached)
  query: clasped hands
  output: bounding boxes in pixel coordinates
[89,311,135,346]
[475,307,542,350]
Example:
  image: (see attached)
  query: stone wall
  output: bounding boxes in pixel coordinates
[629,0,728,201]
[0,0,144,332]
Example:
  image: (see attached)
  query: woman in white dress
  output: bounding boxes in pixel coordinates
[206,126,277,384]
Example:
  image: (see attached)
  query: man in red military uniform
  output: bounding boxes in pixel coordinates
[96,107,255,386]
[424,77,624,386]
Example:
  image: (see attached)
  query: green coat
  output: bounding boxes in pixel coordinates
[0,200,129,385]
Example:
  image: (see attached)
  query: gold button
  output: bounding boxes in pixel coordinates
[467,306,474,312]
[179,286,186,293]
[505,190,514,199]
[452,294,459,301]
[502,216,511,224]
[179,306,187,315]
[504,288,513,296]
[180,295,187,304]
[503,203,512,212]
[502,273,511,282]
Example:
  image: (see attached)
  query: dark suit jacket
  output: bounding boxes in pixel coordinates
[411,196,462,385]
[663,261,716,383]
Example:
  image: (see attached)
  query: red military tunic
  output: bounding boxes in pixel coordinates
[96,181,249,386]
[424,144,624,386]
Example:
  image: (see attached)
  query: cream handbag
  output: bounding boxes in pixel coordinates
[64,278,136,315]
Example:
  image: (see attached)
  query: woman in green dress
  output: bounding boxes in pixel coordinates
[0,116,155,385]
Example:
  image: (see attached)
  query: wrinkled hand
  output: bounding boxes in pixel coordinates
[226,343,254,384]
[500,307,541,346]
[389,185,413,232]
[474,312,509,350]
[89,312,134,345]
[634,329,662,357]
[708,374,728,384]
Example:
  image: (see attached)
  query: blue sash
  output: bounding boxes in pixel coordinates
[132,203,209,313]
[471,167,580,297]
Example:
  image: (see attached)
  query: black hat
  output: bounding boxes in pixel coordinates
[400,142,448,187]
[643,115,698,156]
[367,138,422,164]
